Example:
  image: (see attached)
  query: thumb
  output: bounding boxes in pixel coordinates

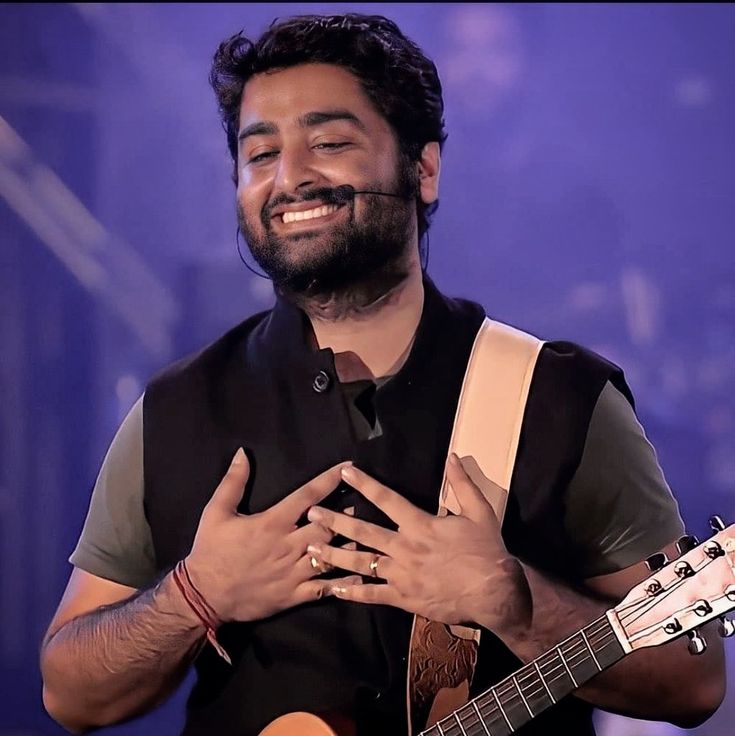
[206,448,250,516]
[445,453,497,524]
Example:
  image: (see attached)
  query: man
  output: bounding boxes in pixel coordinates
[40,13,725,736]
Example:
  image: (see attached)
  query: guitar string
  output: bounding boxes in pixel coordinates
[430,635,622,736]
[434,620,618,734]
[429,598,708,736]
[470,631,616,719]
[424,551,725,736]
[438,587,703,736]
[610,554,719,626]
[612,576,690,629]
[470,564,727,729]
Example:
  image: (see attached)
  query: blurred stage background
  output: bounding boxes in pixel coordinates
[1,3,734,735]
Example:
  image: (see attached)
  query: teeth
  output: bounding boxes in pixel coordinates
[282,204,339,224]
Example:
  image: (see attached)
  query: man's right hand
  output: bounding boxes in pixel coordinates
[184,448,356,623]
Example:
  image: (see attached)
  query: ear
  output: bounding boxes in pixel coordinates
[417,142,441,205]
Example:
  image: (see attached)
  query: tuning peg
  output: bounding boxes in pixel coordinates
[676,534,699,554]
[704,541,725,559]
[718,617,735,638]
[687,630,707,655]
[645,552,668,572]
[645,579,663,596]
[709,515,726,532]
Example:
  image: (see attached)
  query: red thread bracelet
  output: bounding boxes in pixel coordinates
[172,560,232,665]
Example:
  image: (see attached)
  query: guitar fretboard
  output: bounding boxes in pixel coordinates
[420,615,624,736]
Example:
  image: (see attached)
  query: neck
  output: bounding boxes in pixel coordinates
[305,254,424,379]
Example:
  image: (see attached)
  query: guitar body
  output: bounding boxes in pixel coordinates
[259,711,355,736]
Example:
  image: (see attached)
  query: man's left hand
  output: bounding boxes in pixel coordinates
[306,454,531,635]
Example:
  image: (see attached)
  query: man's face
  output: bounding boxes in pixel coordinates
[236,63,418,297]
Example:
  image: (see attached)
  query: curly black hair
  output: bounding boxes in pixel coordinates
[210,13,447,240]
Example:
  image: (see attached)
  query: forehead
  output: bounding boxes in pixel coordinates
[239,63,389,133]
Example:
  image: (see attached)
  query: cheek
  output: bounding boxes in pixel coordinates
[237,178,268,224]
[237,159,257,187]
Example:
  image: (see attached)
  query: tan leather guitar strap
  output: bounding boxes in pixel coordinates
[406,318,543,734]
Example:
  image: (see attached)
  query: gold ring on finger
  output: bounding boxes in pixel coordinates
[310,555,333,574]
[369,554,381,578]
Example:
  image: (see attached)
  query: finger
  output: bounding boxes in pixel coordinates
[307,506,396,553]
[273,462,353,525]
[446,454,499,525]
[293,575,363,605]
[205,448,250,517]
[331,581,404,608]
[290,522,334,551]
[339,466,427,529]
[308,544,392,580]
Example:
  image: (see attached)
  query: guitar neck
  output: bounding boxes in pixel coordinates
[421,613,625,736]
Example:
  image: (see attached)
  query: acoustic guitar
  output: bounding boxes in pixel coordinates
[260,518,735,736]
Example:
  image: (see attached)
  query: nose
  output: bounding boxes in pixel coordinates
[273,146,320,195]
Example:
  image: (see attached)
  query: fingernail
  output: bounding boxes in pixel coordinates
[341,466,356,480]
[448,453,459,466]
[308,506,324,522]
[233,448,246,465]
[307,544,322,555]
[331,585,347,595]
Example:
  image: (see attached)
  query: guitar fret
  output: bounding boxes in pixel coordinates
[512,675,533,717]
[533,660,556,703]
[454,713,468,736]
[515,662,553,707]
[477,694,510,736]
[581,628,602,671]
[556,645,578,687]
[418,616,626,736]
[471,701,492,736]
[493,688,513,731]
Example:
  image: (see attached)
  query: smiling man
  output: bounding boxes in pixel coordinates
[40,13,725,736]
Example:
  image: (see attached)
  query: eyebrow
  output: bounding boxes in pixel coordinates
[299,110,366,131]
[237,109,366,144]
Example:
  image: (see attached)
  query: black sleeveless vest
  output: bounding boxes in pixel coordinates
[143,278,630,736]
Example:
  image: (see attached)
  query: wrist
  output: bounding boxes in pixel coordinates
[183,556,229,624]
[171,559,232,665]
[474,555,533,640]
[158,571,206,630]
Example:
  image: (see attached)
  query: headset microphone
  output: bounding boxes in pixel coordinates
[332,184,413,202]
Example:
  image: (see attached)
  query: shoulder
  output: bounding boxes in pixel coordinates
[145,308,271,399]
[484,317,635,409]
[564,380,684,576]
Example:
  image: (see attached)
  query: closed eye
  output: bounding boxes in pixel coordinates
[248,142,348,165]
[248,150,278,164]
[313,142,350,151]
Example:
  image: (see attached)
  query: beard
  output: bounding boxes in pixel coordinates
[237,160,419,317]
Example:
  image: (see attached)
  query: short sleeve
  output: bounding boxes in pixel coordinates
[69,394,158,588]
[563,381,685,578]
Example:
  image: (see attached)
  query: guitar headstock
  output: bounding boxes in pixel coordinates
[610,516,735,655]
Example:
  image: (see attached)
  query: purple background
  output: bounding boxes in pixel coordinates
[1,3,733,735]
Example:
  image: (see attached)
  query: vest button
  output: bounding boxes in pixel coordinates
[312,370,331,393]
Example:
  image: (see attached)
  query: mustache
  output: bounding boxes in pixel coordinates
[261,186,355,228]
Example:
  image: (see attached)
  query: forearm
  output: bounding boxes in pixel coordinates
[482,562,725,728]
[41,571,205,733]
